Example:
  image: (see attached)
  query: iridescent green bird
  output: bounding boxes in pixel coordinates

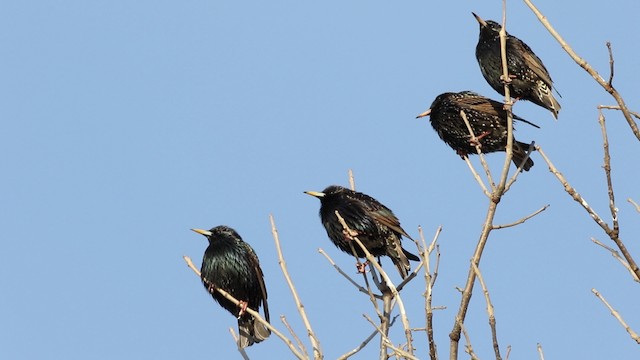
[192,225,270,348]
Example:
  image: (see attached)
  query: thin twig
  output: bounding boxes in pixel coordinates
[337,316,399,360]
[523,0,640,140]
[229,328,251,360]
[270,215,324,359]
[598,105,640,119]
[536,145,640,281]
[472,263,502,360]
[598,108,619,239]
[280,315,309,359]
[449,200,499,358]
[537,343,545,360]
[348,169,356,191]
[364,315,418,360]
[183,256,306,360]
[461,110,496,191]
[421,225,442,360]
[606,42,614,87]
[335,210,415,357]
[591,238,640,282]
[464,155,492,198]
[628,198,640,213]
[592,288,640,344]
[318,248,383,299]
[504,141,535,192]
[492,205,549,229]
[460,323,480,360]
[498,0,516,191]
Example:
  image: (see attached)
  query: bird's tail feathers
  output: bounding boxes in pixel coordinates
[512,141,535,171]
[237,317,270,348]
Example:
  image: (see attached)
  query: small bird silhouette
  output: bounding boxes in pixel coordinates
[305,185,419,279]
[192,225,270,347]
[473,12,561,119]
[417,91,538,171]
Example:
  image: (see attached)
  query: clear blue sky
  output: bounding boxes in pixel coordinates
[2,1,639,359]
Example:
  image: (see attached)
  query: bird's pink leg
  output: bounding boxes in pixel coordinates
[237,301,249,318]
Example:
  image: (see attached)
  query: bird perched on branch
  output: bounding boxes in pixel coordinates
[305,185,419,279]
[191,225,270,348]
[417,91,538,171]
[473,12,561,119]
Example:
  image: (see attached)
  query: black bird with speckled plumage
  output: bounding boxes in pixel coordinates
[192,225,270,348]
[473,12,561,119]
[417,91,538,171]
[305,185,419,279]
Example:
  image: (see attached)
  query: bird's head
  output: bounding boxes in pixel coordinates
[191,225,240,243]
[472,13,503,36]
[304,185,347,202]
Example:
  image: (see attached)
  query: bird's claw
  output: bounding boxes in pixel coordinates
[468,131,491,147]
[342,228,359,240]
[499,74,516,84]
[237,300,249,319]
[356,261,369,274]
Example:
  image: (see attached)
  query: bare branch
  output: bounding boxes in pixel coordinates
[280,315,309,359]
[183,256,306,360]
[629,198,640,213]
[591,238,640,282]
[460,322,480,360]
[536,145,640,281]
[597,109,619,239]
[592,289,640,344]
[338,316,399,360]
[504,141,535,192]
[598,105,640,119]
[363,314,418,360]
[420,225,442,360]
[464,155,492,198]
[473,263,502,360]
[498,0,516,191]
[318,248,383,299]
[348,169,356,191]
[606,42,614,87]
[492,204,549,230]
[228,328,251,360]
[537,343,545,360]
[334,210,415,357]
[522,0,640,140]
[270,215,324,359]
[461,109,496,191]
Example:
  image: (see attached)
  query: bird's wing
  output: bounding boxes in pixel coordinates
[515,38,554,87]
[456,94,501,117]
[457,92,540,129]
[369,207,414,241]
[245,244,270,323]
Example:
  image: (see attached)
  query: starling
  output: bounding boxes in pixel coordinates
[192,226,270,348]
[416,91,538,171]
[305,185,420,279]
[473,12,561,119]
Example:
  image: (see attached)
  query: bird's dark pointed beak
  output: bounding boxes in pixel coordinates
[304,191,325,198]
[416,109,431,119]
[191,228,212,237]
[472,12,487,27]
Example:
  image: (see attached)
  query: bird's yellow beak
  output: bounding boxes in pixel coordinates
[472,12,487,27]
[191,228,212,236]
[304,191,325,198]
[416,109,431,119]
